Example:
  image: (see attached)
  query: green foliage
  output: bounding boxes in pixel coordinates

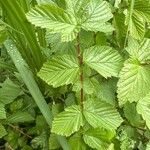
[1,0,150,149]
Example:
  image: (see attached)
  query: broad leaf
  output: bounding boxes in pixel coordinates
[69,133,87,150]
[49,134,60,150]
[0,103,6,119]
[52,105,84,136]
[83,127,115,150]
[134,0,150,23]
[126,38,150,63]
[84,127,115,141]
[117,59,150,106]
[73,77,99,94]
[128,12,145,40]
[81,0,114,32]
[83,98,123,130]
[124,102,144,127]
[26,4,79,41]
[0,124,7,138]
[83,45,123,78]
[6,112,34,123]
[38,55,79,87]
[146,142,150,150]
[0,79,22,105]
[137,94,150,130]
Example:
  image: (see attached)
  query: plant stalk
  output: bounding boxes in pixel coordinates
[76,34,84,109]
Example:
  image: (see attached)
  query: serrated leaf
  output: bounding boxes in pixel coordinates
[26,4,79,41]
[83,45,123,78]
[137,94,150,130]
[134,0,150,23]
[49,134,60,150]
[85,127,115,142]
[146,142,150,150]
[126,38,150,63]
[81,0,114,32]
[52,105,84,136]
[0,79,22,105]
[73,77,99,95]
[83,98,123,130]
[38,55,79,87]
[128,12,145,40]
[65,0,89,18]
[7,112,34,123]
[0,123,7,138]
[113,12,126,48]
[124,102,144,127]
[117,60,150,106]
[0,103,6,119]
[69,133,87,150]
[83,132,113,150]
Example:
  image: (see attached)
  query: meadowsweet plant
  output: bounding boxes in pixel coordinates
[1,0,150,149]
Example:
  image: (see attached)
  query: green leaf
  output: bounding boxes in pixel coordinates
[0,79,22,105]
[117,59,150,106]
[7,112,34,123]
[113,12,126,48]
[69,133,87,150]
[0,123,7,138]
[124,102,144,127]
[83,45,123,78]
[146,142,150,150]
[49,134,61,150]
[84,127,115,142]
[126,38,150,63]
[128,12,145,40]
[137,94,150,130]
[81,0,114,32]
[83,128,114,150]
[0,103,6,119]
[73,77,99,94]
[134,0,150,23]
[26,4,79,42]
[52,105,84,136]
[38,55,79,87]
[83,98,123,130]
[65,0,89,17]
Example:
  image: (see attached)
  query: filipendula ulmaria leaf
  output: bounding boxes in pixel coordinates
[69,133,87,150]
[83,98,123,130]
[6,112,34,124]
[124,102,144,127]
[81,0,114,32]
[83,45,123,78]
[38,55,79,87]
[146,142,150,150]
[0,103,6,119]
[0,79,22,105]
[134,0,150,23]
[137,94,150,130]
[51,105,84,136]
[26,4,79,42]
[126,38,150,63]
[117,59,150,106]
[49,134,61,150]
[0,123,7,138]
[83,127,115,150]
[127,11,145,40]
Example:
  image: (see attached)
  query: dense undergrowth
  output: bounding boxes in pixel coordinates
[1,0,150,149]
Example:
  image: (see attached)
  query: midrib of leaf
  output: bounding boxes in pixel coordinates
[0,0,44,70]
[4,40,71,150]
